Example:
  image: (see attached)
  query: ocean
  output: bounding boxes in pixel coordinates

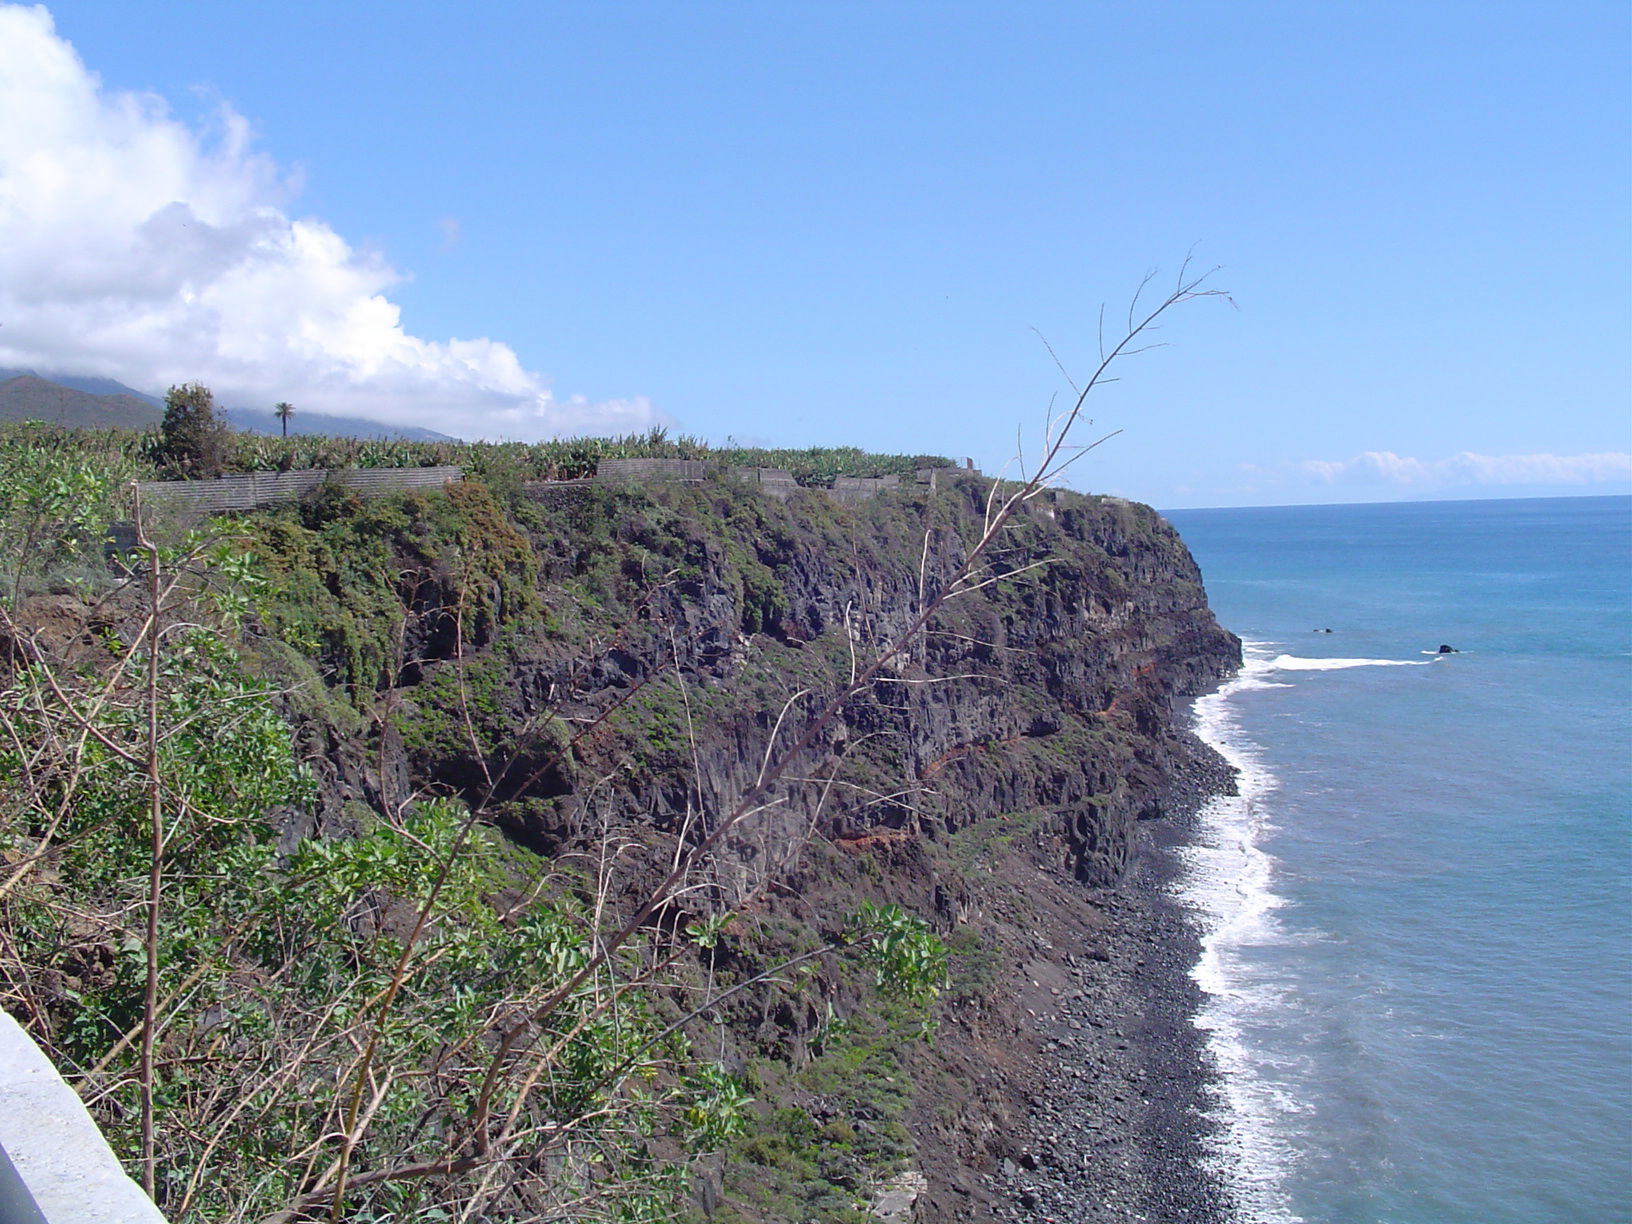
[1161,495,1632,1224]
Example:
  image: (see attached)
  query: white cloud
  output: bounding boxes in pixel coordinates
[0,4,655,438]
[1297,458,1347,482]
[1301,449,1632,488]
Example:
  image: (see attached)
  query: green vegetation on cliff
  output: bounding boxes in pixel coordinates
[0,439,966,1222]
[0,283,1239,1221]
[0,415,953,490]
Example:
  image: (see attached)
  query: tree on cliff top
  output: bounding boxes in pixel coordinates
[156,382,232,478]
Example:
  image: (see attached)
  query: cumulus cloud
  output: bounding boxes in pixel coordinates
[0,4,654,438]
[1301,449,1632,488]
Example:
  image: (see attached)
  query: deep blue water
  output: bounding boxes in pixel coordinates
[1162,496,1632,1224]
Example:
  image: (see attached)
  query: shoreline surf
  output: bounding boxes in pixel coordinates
[1175,643,1458,1224]
[1163,495,1632,1224]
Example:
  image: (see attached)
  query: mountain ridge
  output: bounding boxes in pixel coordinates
[0,368,456,441]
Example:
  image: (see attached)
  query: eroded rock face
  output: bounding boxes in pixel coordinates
[292,473,1240,1223]
[292,474,1241,923]
[351,477,1238,890]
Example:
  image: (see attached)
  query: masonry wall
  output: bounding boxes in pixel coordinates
[581,458,954,501]
[135,467,464,514]
[133,459,961,521]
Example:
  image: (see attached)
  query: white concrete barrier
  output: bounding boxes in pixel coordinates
[0,1009,165,1223]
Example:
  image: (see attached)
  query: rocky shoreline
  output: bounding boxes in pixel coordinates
[981,738,1237,1224]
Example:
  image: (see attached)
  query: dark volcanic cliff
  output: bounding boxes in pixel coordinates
[387,476,1235,870]
[259,469,1240,1222]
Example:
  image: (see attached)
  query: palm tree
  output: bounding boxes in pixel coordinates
[273,401,294,437]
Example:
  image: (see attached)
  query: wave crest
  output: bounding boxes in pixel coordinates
[1268,654,1434,671]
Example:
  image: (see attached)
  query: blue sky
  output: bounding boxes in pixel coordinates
[1,1,1627,508]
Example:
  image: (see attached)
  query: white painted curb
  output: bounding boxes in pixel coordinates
[0,1008,166,1223]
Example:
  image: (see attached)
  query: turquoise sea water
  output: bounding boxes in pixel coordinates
[1162,496,1632,1224]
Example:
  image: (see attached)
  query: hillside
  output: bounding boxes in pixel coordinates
[219,403,457,441]
[0,373,162,428]
[0,447,1239,1222]
[0,368,455,440]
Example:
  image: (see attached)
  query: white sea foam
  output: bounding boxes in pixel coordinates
[1177,649,1308,1224]
[1267,654,1434,671]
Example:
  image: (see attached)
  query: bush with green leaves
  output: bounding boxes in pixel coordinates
[0,421,133,602]
[5,416,952,493]
[0,524,946,1222]
[155,382,233,478]
[0,533,746,1219]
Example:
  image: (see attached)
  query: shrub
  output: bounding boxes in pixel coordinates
[155,382,232,478]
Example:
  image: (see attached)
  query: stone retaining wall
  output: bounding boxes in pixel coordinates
[581,458,959,502]
[134,459,963,520]
[725,466,801,499]
[830,474,902,502]
[136,466,463,514]
[594,458,710,485]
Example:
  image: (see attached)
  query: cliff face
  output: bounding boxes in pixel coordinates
[351,476,1237,878]
[265,470,1238,1221]
[0,426,1242,1224]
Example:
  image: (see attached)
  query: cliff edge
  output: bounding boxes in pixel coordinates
[1,462,1239,1222]
[276,469,1241,1220]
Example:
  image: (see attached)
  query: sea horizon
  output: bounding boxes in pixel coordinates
[1156,489,1632,515]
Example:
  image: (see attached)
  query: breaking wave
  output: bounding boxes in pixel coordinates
[1267,654,1435,671]
[1177,647,1306,1223]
